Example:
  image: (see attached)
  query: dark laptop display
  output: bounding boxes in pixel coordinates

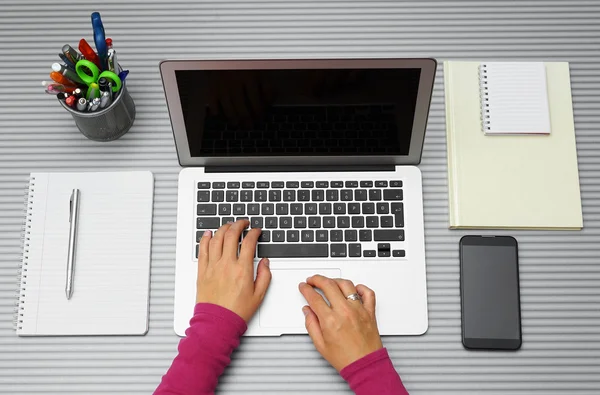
[175,68,421,157]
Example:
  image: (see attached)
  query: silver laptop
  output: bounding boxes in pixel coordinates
[160,59,436,336]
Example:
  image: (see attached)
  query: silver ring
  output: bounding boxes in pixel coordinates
[346,293,362,303]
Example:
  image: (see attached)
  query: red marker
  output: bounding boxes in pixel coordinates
[106,38,113,49]
[65,95,77,108]
[78,38,101,68]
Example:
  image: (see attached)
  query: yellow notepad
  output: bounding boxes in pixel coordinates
[444,61,583,230]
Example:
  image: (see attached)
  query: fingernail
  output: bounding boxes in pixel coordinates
[227,221,234,224]
[203,230,212,237]
[302,307,309,316]
[263,258,270,268]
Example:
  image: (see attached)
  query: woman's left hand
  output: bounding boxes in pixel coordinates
[196,220,272,322]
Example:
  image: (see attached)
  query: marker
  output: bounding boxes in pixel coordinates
[52,63,85,85]
[90,97,101,112]
[42,81,74,94]
[78,38,101,69]
[71,88,85,99]
[62,44,83,65]
[86,82,100,101]
[65,95,77,108]
[58,53,75,69]
[50,71,76,87]
[56,92,70,101]
[77,98,88,112]
[106,38,113,49]
[99,90,112,109]
[91,12,107,70]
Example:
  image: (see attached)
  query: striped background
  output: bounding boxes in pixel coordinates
[1,1,599,393]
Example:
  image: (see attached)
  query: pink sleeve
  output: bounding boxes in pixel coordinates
[154,303,247,395]
[340,348,409,395]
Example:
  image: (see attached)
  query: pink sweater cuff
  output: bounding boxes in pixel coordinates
[340,348,408,395]
[193,303,247,338]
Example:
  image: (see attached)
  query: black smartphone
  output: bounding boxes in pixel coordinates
[459,235,522,350]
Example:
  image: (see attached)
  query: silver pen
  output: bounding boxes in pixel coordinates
[66,189,80,300]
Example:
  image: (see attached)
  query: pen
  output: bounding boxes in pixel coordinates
[50,71,77,87]
[86,82,100,101]
[56,92,70,101]
[77,97,88,112]
[106,37,113,49]
[62,44,83,65]
[118,70,129,83]
[71,88,84,99]
[99,90,111,109]
[66,189,80,300]
[78,38,101,69]
[42,81,74,94]
[52,62,85,85]
[107,82,113,100]
[91,12,107,70]
[65,95,77,108]
[107,48,116,72]
[90,97,101,112]
[58,53,76,69]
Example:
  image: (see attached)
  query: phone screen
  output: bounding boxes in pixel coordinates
[460,236,521,350]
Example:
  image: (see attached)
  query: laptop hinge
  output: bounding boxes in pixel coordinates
[205,165,395,173]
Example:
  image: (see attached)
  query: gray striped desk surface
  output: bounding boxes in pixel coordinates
[0,1,599,394]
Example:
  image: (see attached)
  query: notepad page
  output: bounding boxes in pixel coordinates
[481,62,551,134]
[18,171,153,336]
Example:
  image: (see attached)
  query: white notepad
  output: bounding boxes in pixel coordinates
[480,62,551,134]
[15,171,154,336]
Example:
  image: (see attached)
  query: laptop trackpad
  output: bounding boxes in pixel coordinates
[259,268,341,328]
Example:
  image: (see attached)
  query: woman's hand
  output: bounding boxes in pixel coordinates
[299,275,383,372]
[196,220,271,322]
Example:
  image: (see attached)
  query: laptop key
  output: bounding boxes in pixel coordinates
[377,202,389,214]
[305,203,317,215]
[359,229,372,241]
[197,217,220,229]
[383,189,403,201]
[316,181,329,188]
[262,203,274,215]
[355,189,368,201]
[257,181,270,188]
[330,243,347,257]
[247,204,260,215]
[280,216,293,228]
[251,217,263,228]
[257,243,328,257]
[242,181,255,189]
[196,244,199,259]
[326,190,339,201]
[259,230,271,242]
[308,216,321,228]
[272,181,284,188]
[345,181,358,188]
[222,216,234,225]
[269,190,281,202]
[363,250,376,257]
[333,203,346,214]
[369,189,382,201]
[312,190,325,201]
[276,203,288,215]
[378,243,391,257]
[390,180,403,188]
[341,189,353,201]
[212,190,224,202]
[345,229,358,242]
[301,181,314,188]
[284,190,296,201]
[287,230,300,242]
[219,203,232,215]
[298,190,311,201]
[331,181,344,188]
[198,182,211,189]
[323,216,335,228]
[213,182,225,189]
[286,181,299,188]
[348,203,361,214]
[316,230,328,242]
[381,216,394,228]
[362,203,375,214]
[301,230,314,242]
[352,216,365,228]
[272,230,285,242]
[265,217,278,228]
[233,204,245,215]
[197,191,210,202]
[197,204,217,215]
[374,229,405,241]
[366,216,379,228]
[393,250,406,257]
[330,230,343,242]
[337,216,350,228]
[240,190,253,202]
[291,203,303,215]
[360,181,373,188]
[375,181,387,187]
[255,190,267,202]
[319,202,332,214]
[349,243,362,257]
[294,216,307,228]
[227,182,240,189]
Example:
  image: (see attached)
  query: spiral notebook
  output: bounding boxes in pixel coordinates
[15,171,154,336]
[480,62,551,135]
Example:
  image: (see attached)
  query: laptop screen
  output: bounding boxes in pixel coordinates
[175,68,421,157]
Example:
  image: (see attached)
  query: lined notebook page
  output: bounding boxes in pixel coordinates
[480,62,551,135]
[18,172,153,336]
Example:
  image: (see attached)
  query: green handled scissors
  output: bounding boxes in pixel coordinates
[75,59,122,92]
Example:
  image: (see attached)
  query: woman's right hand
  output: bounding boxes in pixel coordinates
[298,275,383,372]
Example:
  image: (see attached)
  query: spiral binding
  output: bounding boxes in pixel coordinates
[14,176,35,331]
[479,64,491,132]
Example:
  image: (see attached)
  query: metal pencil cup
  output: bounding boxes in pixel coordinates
[59,84,136,142]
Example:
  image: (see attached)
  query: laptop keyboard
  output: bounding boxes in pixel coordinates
[195,180,405,259]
